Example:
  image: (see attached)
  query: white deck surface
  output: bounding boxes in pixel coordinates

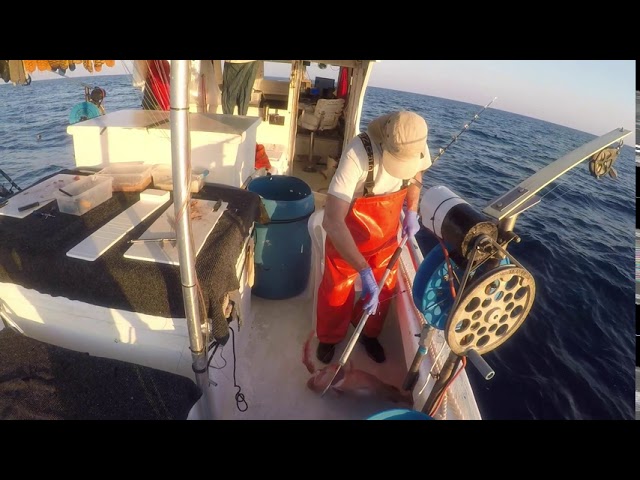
[216,292,413,420]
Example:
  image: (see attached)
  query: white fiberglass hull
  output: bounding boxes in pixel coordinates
[0,242,481,420]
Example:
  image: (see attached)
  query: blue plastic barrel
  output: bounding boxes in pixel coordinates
[248,175,315,299]
[367,409,434,420]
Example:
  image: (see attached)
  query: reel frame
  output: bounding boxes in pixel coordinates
[442,234,536,356]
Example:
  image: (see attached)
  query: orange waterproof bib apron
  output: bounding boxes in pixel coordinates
[316,133,408,344]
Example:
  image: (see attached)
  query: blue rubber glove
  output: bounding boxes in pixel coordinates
[402,210,420,238]
[359,267,379,316]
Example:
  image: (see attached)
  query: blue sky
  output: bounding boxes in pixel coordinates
[31,60,636,142]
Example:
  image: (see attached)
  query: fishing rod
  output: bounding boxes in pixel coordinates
[0,169,22,193]
[431,96,497,164]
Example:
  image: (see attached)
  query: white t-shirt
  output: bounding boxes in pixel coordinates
[327,135,430,203]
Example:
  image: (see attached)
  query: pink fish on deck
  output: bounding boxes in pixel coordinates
[302,331,413,406]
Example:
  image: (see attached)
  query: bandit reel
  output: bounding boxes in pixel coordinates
[413,233,536,356]
[445,264,535,356]
[410,184,537,386]
[411,231,536,386]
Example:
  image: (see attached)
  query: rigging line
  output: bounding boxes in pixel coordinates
[121,61,173,140]
[432,96,497,164]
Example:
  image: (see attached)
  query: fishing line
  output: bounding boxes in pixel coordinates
[545,184,574,206]
[538,170,580,209]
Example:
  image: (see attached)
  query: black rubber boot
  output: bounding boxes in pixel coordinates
[359,336,385,363]
[317,342,336,364]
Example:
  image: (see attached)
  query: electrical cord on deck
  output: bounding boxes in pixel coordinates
[207,341,222,369]
[208,326,247,412]
[228,326,247,412]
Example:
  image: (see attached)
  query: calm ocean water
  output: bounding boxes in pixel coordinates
[0,75,635,420]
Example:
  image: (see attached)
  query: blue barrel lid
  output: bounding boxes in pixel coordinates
[248,175,314,222]
[367,409,434,420]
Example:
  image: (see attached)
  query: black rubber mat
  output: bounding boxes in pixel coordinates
[0,327,201,420]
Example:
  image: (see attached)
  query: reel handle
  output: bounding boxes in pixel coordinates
[466,349,495,380]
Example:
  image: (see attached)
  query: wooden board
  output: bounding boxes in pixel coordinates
[0,174,81,218]
[123,199,228,266]
[66,189,171,261]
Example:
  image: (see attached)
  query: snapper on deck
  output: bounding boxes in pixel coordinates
[302,331,413,406]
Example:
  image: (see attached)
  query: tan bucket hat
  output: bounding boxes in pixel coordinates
[367,111,431,179]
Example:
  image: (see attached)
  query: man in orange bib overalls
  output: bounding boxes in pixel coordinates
[316,111,432,364]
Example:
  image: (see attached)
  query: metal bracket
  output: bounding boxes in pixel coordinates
[483,128,631,220]
[489,187,530,213]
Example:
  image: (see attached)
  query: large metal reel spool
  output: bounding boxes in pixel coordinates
[412,244,510,330]
[414,185,506,330]
[445,265,535,356]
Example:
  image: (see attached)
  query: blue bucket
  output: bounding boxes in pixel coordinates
[248,175,315,300]
[367,409,434,420]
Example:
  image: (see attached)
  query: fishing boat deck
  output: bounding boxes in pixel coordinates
[209,290,412,420]
[0,171,480,421]
[205,160,421,420]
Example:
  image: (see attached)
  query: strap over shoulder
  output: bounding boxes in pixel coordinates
[358,132,409,197]
[358,132,375,197]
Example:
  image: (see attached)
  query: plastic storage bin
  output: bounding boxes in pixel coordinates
[54,175,113,216]
[248,175,315,300]
[151,165,208,193]
[97,163,152,192]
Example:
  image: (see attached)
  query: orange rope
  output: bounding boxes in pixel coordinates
[437,237,457,299]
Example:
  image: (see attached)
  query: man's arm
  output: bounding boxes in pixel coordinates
[322,194,369,272]
[406,170,424,212]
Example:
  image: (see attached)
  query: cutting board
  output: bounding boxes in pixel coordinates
[0,174,81,218]
[66,189,171,261]
[123,199,228,266]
